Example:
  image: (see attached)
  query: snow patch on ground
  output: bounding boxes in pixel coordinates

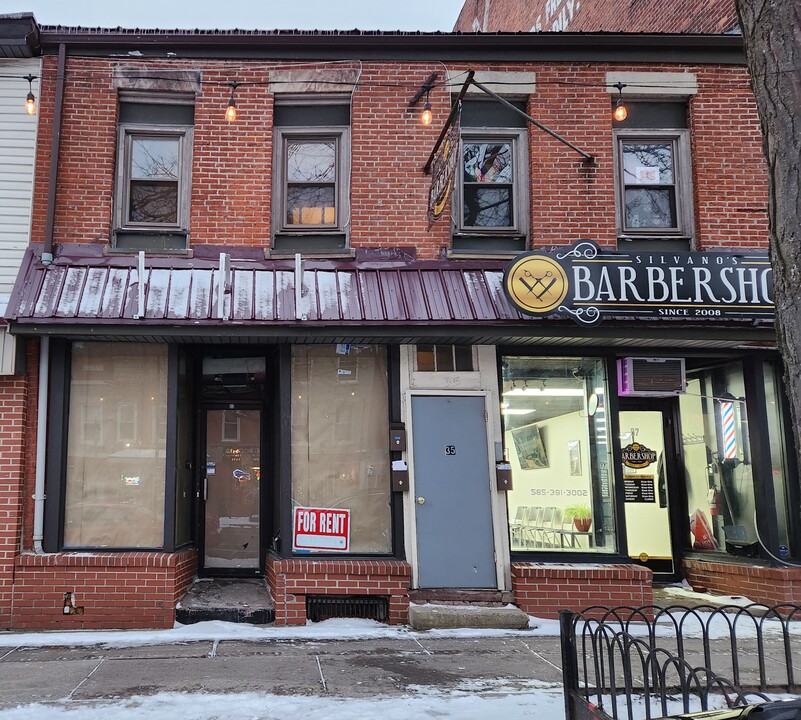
[0,690,567,720]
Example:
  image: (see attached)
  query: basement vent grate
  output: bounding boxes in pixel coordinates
[306,595,389,623]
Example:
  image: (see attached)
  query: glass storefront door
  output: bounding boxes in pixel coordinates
[619,407,677,577]
[202,406,261,572]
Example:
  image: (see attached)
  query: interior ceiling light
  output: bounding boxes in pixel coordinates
[503,387,585,397]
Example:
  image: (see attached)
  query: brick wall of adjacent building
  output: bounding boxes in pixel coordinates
[511,563,653,617]
[10,549,197,629]
[0,370,28,629]
[454,0,738,33]
[267,556,411,625]
[683,559,801,607]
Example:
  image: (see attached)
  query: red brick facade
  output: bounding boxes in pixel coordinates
[683,559,801,607]
[512,563,653,618]
[0,27,784,631]
[267,556,411,625]
[10,549,197,629]
[454,0,737,34]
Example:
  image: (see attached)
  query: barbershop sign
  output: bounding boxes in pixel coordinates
[503,240,774,326]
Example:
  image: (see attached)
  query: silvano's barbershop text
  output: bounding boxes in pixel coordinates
[502,241,774,326]
[573,254,772,316]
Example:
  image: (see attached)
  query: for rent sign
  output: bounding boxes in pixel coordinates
[292,506,351,553]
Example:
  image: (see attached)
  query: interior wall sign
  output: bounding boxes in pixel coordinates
[503,240,774,326]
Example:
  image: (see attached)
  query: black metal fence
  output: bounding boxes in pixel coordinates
[560,604,801,720]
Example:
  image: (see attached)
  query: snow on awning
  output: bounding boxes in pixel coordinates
[4,245,523,340]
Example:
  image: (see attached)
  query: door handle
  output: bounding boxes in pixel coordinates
[203,476,208,501]
[417,496,425,505]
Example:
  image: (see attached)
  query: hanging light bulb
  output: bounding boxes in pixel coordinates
[23,74,37,115]
[420,91,433,125]
[225,81,240,122]
[225,97,237,122]
[612,82,628,122]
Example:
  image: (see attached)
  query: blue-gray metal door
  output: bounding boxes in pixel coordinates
[411,396,496,588]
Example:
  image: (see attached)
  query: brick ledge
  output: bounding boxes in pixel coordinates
[512,562,651,580]
[16,549,196,569]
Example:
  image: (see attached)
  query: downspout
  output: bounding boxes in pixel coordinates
[42,43,66,266]
[33,336,49,553]
[33,43,67,549]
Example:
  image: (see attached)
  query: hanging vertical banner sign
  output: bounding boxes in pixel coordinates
[427,104,462,228]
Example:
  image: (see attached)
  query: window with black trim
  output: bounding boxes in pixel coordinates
[113,94,194,251]
[273,98,350,253]
[453,100,529,255]
[614,102,693,250]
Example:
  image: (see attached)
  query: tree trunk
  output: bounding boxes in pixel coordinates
[735,0,801,478]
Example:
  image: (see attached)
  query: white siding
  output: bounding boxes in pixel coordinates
[0,57,40,375]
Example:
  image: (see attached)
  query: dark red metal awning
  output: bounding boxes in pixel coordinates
[5,245,773,349]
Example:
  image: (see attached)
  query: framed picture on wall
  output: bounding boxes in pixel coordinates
[511,423,549,469]
[568,440,581,476]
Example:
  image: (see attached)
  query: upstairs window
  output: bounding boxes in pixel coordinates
[453,100,529,255]
[113,95,194,251]
[462,140,515,228]
[614,102,693,250]
[273,98,350,254]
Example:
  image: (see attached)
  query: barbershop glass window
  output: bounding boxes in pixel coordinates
[501,356,616,553]
[291,345,391,553]
[680,359,792,558]
[64,343,168,548]
[680,362,756,556]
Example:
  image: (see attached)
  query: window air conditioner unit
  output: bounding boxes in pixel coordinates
[618,357,686,397]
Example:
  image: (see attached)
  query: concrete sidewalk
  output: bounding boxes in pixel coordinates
[0,634,565,709]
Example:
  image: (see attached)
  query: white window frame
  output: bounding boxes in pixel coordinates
[454,128,529,237]
[273,126,351,237]
[221,410,241,443]
[114,123,193,236]
[614,129,694,241]
[116,403,138,443]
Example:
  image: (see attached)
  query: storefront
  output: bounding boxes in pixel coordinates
[6,238,797,627]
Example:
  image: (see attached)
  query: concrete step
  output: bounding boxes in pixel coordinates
[408,602,530,631]
[176,577,275,625]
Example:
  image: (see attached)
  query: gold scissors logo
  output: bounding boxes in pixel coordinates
[504,254,568,314]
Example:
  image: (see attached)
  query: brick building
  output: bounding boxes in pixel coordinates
[1,19,798,630]
[453,0,738,33]
[0,13,40,630]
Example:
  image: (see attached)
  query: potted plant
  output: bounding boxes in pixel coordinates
[564,504,592,532]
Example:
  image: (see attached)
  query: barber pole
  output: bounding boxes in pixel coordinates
[721,400,737,460]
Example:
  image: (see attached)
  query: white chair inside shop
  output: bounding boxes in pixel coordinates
[523,506,544,547]
[510,506,529,545]
[538,506,564,548]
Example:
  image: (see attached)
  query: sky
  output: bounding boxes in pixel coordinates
[10,0,467,32]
